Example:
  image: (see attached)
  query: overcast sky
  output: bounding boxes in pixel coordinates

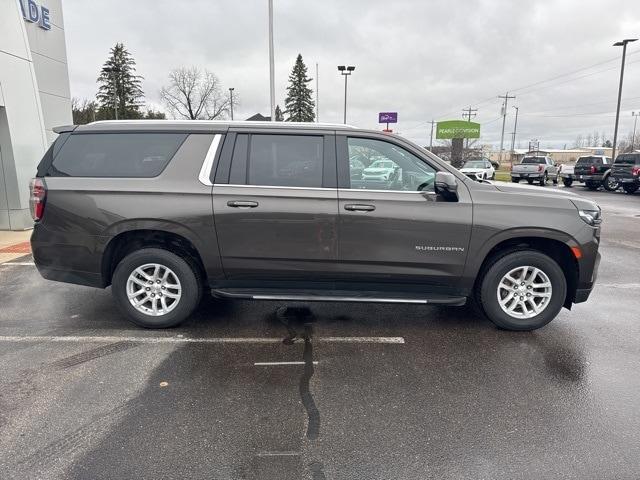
[63,0,640,149]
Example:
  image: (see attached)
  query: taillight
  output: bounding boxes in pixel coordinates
[632,166,640,176]
[538,164,543,172]
[29,178,46,221]
[590,165,596,174]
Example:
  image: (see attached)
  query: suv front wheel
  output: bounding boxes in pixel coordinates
[477,250,567,331]
[112,248,202,328]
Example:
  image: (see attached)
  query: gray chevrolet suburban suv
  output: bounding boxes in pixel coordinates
[30,121,601,331]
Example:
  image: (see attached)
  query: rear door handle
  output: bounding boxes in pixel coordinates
[344,204,375,212]
[227,200,259,208]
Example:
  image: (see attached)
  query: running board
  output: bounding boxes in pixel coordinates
[211,288,467,306]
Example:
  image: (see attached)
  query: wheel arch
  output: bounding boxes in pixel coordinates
[469,232,580,308]
[101,228,208,288]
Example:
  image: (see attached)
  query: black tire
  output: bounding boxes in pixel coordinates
[476,250,567,331]
[527,179,534,185]
[112,248,202,328]
[552,176,558,185]
[585,181,600,190]
[539,173,547,186]
[623,183,639,194]
[563,178,573,187]
[491,172,496,180]
[603,174,619,192]
[512,178,520,183]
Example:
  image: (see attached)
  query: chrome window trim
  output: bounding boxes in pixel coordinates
[338,188,437,195]
[213,183,334,191]
[198,134,222,186]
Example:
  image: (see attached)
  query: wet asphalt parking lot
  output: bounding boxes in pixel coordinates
[0,186,639,480]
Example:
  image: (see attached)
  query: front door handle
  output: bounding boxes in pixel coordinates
[344,204,375,212]
[227,200,259,208]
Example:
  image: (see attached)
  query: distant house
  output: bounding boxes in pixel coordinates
[245,113,272,121]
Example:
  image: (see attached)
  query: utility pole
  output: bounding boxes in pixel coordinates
[632,111,640,151]
[229,88,234,121]
[462,106,477,150]
[498,92,515,163]
[612,38,637,160]
[429,120,436,151]
[268,0,276,122]
[315,62,319,122]
[510,106,519,167]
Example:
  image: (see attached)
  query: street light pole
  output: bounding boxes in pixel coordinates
[632,111,640,151]
[612,38,637,161]
[268,0,276,122]
[229,88,235,121]
[337,65,355,124]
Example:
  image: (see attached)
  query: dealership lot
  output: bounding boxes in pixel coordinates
[0,187,639,480]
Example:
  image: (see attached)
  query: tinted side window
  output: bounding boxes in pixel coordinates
[247,135,323,188]
[49,133,187,177]
[347,137,436,192]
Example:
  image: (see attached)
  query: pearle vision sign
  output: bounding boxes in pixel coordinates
[19,0,52,30]
[436,120,481,139]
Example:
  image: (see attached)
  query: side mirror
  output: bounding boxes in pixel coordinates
[435,171,458,201]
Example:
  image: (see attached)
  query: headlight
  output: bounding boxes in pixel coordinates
[578,208,602,226]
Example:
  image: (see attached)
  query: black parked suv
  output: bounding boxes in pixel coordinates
[573,155,618,191]
[611,152,640,194]
[30,121,601,331]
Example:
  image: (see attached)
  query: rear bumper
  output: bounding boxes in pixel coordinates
[511,173,543,178]
[31,223,106,288]
[575,174,604,182]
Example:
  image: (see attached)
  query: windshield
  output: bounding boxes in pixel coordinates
[463,160,485,168]
[521,157,546,164]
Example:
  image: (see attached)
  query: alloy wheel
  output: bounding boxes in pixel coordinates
[496,266,553,319]
[126,263,182,316]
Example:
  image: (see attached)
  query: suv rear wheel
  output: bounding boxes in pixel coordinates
[112,248,202,328]
[477,250,566,331]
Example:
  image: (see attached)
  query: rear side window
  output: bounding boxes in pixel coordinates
[49,133,187,177]
[247,134,323,188]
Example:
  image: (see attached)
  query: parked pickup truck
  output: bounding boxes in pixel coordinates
[573,155,618,191]
[558,163,576,187]
[611,152,640,194]
[511,156,559,186]
[30,121,601,332]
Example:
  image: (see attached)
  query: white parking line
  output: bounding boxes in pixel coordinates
[0,335,405,345]
[0,262,35,266]
[256,452,300,457]
[254,361,319,366]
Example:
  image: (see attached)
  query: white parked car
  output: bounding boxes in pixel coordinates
[459,158,495,181]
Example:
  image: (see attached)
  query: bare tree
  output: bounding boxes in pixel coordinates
[160,67,234,120]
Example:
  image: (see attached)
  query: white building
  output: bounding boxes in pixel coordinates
[0,0,72,230]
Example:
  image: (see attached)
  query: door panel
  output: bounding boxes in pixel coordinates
[213,185,337,281]
[336,135,472,288]
[212,132,338,282]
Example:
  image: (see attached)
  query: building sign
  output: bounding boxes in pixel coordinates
[19,0,51,30]
[379,112,398,124]
[436,120,481,139]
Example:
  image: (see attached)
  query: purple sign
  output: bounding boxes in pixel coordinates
[378,112,398,123]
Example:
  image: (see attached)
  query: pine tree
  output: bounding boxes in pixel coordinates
[275,105,284,121]
[96,43,144,120]
[284,54,315,122]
